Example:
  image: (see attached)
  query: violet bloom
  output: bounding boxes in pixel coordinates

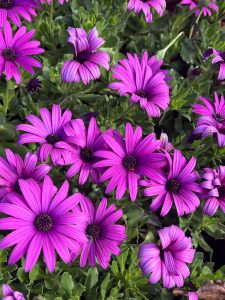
[0,0,39,28]
[141,149,201,216]
[0,21,44,84]
[73,194,126,268]
[56,117,103,185]
[127,0,166,23]
[2,284,25,300]
[93,123,166,201]
[39,0,69,4]
[109,52,170,118]
[0,176,87,272]
[16,104,72,165]
[203,48,225,81]
[201,166,225,216]
[192,93,225,147]
[61,27,110,85]
[180,0,218,17]
[138,225,195,288]
[188,292,198,300]
[0,149,50,200]
[158,133,173,152]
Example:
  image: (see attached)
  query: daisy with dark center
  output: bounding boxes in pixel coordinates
[0,21,44,84]
[180,0,218,17]
[56,117,103,185]
[203,48,225,81]
[0,0,39,28]
[16,104,72,165]
[61,27,110,85]
[0,148,50,200]
[93,122,166,201]
[109,52,170,118]
[140,149,201,216]
[72,194,126,268]
[0,176,88,272]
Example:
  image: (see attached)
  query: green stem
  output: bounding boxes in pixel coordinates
[156,31,184,59]
[49,1,54,32]
[189,10,203,39]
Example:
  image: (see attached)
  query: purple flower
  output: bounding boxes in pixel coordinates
[73,194,126,268]
[93,122,166,201]
[141,149,201,216]
[138,225,195,288]
[188,292,198,300]
[192,93,225,147]
[127,0,166,23]
[203,48,225,81]
[39,0,69,4]
[2,284,25,300]
[0,0,39,28]
[158,133,173,152]
[109,52,170,118]
[201,166,225,216]
[180,0,218,17]
[26,78,41,93]
[16,104,72,165]
[0,149,50,201]
[61,27,110,85]
[0,21,44,84]
[0,176,88,272]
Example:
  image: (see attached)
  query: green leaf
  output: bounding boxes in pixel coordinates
[61,272,74,296]
[85,268,99,291]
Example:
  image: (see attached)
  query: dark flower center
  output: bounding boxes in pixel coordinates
[86,224,101,240]
[220,52,225,61]
[34,213,53,232]
[80,147,93,162]
[122,155,137,171]
[76,51,91,64]
[14,181,20,193]
[0,0,13,8]
[166,179,180,193]
[136,90,147,98]
[26,78,41,93]
[218,187,225,198]
[213,113,224,123]
[46,134,60,145]
[2,48,16,60]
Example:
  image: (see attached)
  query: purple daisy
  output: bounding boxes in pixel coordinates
[203,48,225,81]
[0,148,50,200]
[192,93,225,147]
[93,122,166,201]
[138,225,195,288]
[140,149,201,216]
[56,117,104,185]
[127,0,166,23]
[72,194,126,268]
[2,284,25,300]
[180,0,218,17]
[201,166,225,216]
[0,176,87,272]
[61,27,110,85]
[109,52,170,118]
[16,104,72,165]
[0,21,44,84]
[0,0,39,28]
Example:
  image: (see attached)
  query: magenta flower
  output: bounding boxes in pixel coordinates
[0,148,50,200]
[192,93,225,147]
[0,176,87,272]
[141,149,201,216]
[2,284,25,300]
[56,117,103,185]
[158,133,173,153]
[61,27,110,85]
[180,0,218,17]
[203,48,225,81]
[39,0,69,4]
[188,292,198,300]
[93,123,166,201]
[138,225,195,288]
[109,52,170,118]
[0,0,39,28]
[16,104,72,165]
[0,21,44,84]
[201,166,225,216]
[73,194,126,268]
[127,0,166,23]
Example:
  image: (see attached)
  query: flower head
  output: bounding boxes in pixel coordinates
[109,52,170,118]
[192,92,225,147]
[203,48,225,80]
[0,176,87,272]
[201,166,225,216]
[93,123,166,201]
[141,149,201,216]
[138,225,195,288]
[180,0,218,17]
[16,104,72,165]
[127,0,166,23]
[61,27,110,85]
[73,194,126,268]
[2,284,25,300]
[26,78,41,93]
[0,149,50,200]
